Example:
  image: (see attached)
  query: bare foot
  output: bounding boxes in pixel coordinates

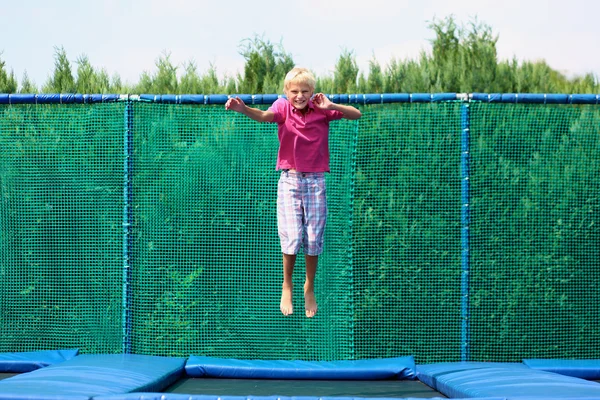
[280,284,293,316]
[304,282,318,318]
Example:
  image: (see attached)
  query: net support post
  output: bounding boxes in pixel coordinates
[122,98,134,353]
[460,102,471,361]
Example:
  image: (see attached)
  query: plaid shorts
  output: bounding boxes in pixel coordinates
[277,170,327,256]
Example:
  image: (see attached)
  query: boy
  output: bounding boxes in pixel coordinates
[225,67,361,317]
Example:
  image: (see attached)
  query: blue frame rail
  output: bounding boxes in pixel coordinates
[1,92,599,104]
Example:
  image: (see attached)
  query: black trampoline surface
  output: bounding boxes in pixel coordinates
[165,378,447,398]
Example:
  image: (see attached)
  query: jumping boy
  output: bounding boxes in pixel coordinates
[225,67,361,317]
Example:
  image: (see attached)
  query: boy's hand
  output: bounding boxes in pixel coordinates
[225,96,246,112]
[312,93,334,110]
[313,92,362,120]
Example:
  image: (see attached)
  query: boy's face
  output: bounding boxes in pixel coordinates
[285,82,314,110]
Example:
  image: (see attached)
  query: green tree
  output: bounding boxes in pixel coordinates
[44,46,76,93]
[94,68,112,93]
[384,55,431,93]
[315,75,334,94]
[428,16,461,92]
[19,70,37,93]
[494,58,519,93]
[134,72,153,94]
[110,73,127,93]
[570,73,598,93]
[199,63,223,94]
[153,51,178,94]
[238,35,294,93]
[459,18,499,92]
[75,55,96,93]
[0,53,18,93]
[367,57,384,93]
[180,61,202,94]
[132,51,178,94]
[332,49,359,93]
[180,61,227,94]
[426,16,500,92]
[514,60,561,93]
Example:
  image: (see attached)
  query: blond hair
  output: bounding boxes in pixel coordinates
[283,67,316,92]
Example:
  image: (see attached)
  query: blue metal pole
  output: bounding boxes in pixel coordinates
[460,102,471,361]
[122,98,134,353]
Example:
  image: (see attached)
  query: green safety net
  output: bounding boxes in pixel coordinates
[469,103,600,361]
[0,100,598,363]
[0,103,124,353]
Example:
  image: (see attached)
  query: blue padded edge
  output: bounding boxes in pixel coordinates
[0,94,121,104]
[185,356,416,380]
[523,359,600,380]
[416,362,600,399]
[415,362,528,389]
[93,395,505,400]
[0,354,185,400]
[0,348,79,373]
[1,93,598,105]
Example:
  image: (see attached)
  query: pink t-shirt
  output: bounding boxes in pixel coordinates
[268,97,344,172]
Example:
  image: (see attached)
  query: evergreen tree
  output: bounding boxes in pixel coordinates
[19,70,37,93]
[95,68,112,93]
[135,72,153,94]
[367,57,384,93]
[333,49,359,93]
[153,51,178,94]
[180,61,202,94]
[5,17,600,95]
[111,73,126,94]
[76,55,96,93]
[238,35,294,94]
[198,63,223,94]
[44,46,76,93]
[428,16,461,92]
[0,53,18,93]
[459,18,499,92]
[315,75,334,94]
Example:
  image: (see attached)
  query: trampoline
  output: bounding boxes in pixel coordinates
[1,94,600,399]
[1,350,600,400]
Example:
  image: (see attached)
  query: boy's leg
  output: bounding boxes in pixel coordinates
[281,253,296,315]
[302,173,326,318]
[304,254,318,318]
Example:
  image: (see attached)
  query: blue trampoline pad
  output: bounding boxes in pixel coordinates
[523,359,600,380]
[0,348,79,372]
[185,355,417,380]
[417,362,600,399]
[0,354,185,400]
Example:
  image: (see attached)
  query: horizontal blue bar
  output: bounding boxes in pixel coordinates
[0,94,121,104]
[0,93,598,104]
[470,93,599,104]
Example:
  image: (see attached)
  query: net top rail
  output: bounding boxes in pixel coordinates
[0,93,599,105]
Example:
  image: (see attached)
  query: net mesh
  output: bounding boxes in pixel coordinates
[0,99,598,363]
[469,103,600,361]
[0,103,124,353]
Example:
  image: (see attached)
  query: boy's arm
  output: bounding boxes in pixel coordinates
[225,96,274,123]
[313,93,362,120]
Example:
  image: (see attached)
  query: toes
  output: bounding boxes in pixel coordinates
[305,308,317,318]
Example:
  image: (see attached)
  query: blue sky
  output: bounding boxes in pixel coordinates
[1,0,599,88]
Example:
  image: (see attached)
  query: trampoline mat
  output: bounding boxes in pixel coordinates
[165,378,446,398]
[0,373,18,380]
